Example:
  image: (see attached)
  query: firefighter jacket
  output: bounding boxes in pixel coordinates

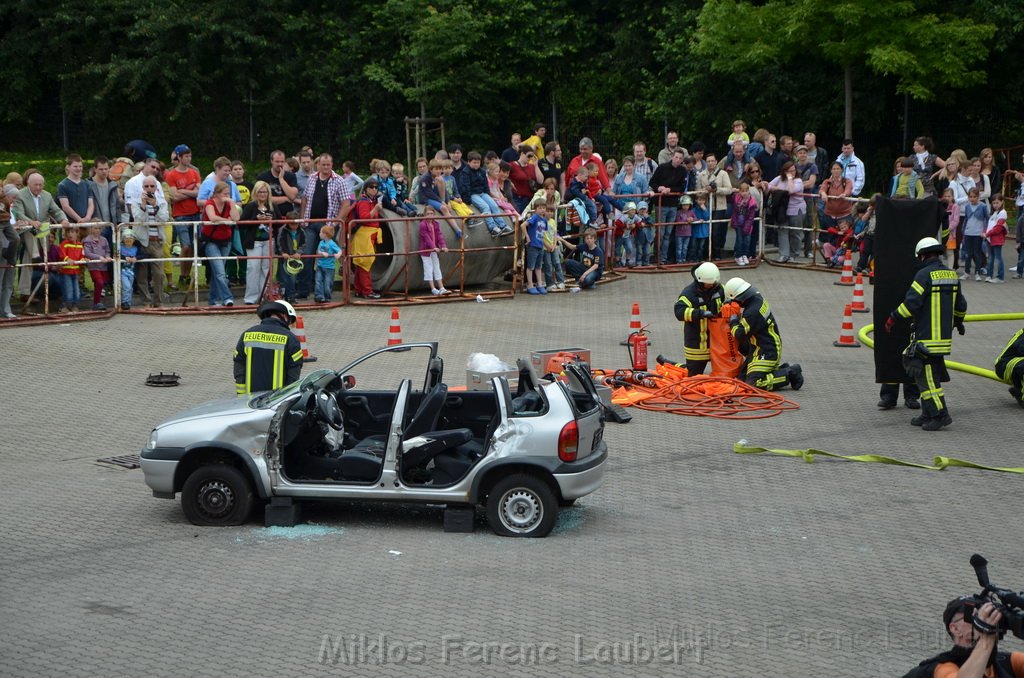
[673,282,725,362]
[233,316,303,395]
[729,291,782,371]
[995,328,1024,384]
[894,259,967,356]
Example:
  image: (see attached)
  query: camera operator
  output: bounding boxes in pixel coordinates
[932,596,1024,678]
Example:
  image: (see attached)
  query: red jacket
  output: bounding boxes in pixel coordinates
[58,241,85,275]
[566,153,610,191]
[986,211,1008,246]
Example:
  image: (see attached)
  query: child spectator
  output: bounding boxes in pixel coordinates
[690,192,710,262]
[276,217,306,303]
[614,201,640,267]
[390,163,418,217]
[58,226,84,312]
[961,187,989,281]
[674,196,696,264]
[487,163,517,218]
[82,223,111,310]
[890,156,925,199]
[586,161,617,225]
[727,119,750,148]
[853,198,877,273]
[541,204,566,290]
[418,160,461,239]
[342,160,364,196]
[418,205,450,296]
[119,230,139,310]
[562,228,604,289]
[730,183,757,266]
[522,202,549,294]
[466,152,510,236]
[371,159,399,213]
[408,157,430,204]
[984,193,1007,283]
[314,224,342,302]
[942,187,961,269]
[350,180,383,299]
[635,201,655,266]
[442,159,474,221]
[821,219,855,267]
[567,166,597,225]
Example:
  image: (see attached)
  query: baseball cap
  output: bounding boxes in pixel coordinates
[173,144,191,156]
[795,145,808,153]
[943,595,975,627]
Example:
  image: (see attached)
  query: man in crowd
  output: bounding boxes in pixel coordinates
[803,132,829,178]
[522,123,546,160]
[233,300,303,395]
[295,149,314,194]
[658,131,687,164]
[197,157,242,208]
[754,132,781,182]
[130,175,169,308]
[57,153,95,225]
[256,150,300,217]
[632,141,658,180]
[298,153,352,299]
[13,173,70,297]
[124,158,167,214]
[836,139,865,196]
[500,132,522,163]
[164,144,201,288]
[648,149,689,264]
[566,137,610,199]
[449,144,473,202]
[697,152,733,259]
[538,142,564,195]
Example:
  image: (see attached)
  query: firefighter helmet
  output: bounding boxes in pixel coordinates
[723,277,752,301]
[693,262,721,285]
[257,300,298,324]
[915,237,945,257]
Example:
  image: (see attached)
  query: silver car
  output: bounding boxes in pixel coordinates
[141,343,607,537]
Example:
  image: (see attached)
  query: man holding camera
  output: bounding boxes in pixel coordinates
[927,597,1024,678]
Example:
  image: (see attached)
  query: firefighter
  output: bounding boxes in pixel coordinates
[884,237,967,430]
[722,277,803,391]
[233,300,304,395]
[995,327,1024,408]
[673,262,726,376]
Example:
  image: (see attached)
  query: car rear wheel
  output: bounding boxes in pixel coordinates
[181,464,254,526]
[486,474,557,537]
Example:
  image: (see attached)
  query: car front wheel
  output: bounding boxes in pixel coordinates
[181,464,254,526]
[486,474,557,537]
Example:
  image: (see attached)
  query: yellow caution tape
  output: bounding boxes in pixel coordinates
[733,442,1024,474]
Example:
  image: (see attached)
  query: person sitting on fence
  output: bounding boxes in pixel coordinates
[350,180,382,299]
[567,166,597,226]
[464,152,509,237]
[442,159,475,223]
[418,205,450,296]
[390,163,419,217]
[418,159,461,240]
[487,163,517,220]
[119,230,139,310]
[562,228,604,290]
[586,160,618,226]
[276,217,305,303]
[371,159,399,214]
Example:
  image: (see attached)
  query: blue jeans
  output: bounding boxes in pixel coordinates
[675,235,691,263]
[121,267,135,305]
[470,193,505,233]
[745,219,760,259]
[542,248,564,284]
[278,260,298,300]
[297,223,321,296]
[962,235,985,274]
[734,230,751,258]
[173,215,199,248]
[512,195,531,214]
[658,206,678,262]
[711,210,728,259]
[565,258,600,289]
[594,194,617,221]
[635,227,653,265]
[60,273,80,306]
[315,266,335,300]
[577,196,597,225]
[1017,243,1024,277]
[690,237,708,261]
[989,244,1004,280]
[204,240,233,304]
[615,235,635,266]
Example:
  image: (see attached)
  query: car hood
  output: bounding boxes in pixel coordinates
[155,395,257,429]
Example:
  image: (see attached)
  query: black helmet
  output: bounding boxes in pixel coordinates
[257,300,297,324]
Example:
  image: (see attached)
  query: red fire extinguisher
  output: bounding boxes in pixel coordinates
[628,325,649,371]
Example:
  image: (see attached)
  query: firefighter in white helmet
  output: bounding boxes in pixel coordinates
[722,277,803,391]
[673,262,726,376]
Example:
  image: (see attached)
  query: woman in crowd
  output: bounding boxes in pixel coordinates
[611,157,650,202]
[910,136,944,197]
[768,161,805,263]
[979,147,1001,195]
[239,180,282,305]
[201,181,238,307]
[966,157,991,204]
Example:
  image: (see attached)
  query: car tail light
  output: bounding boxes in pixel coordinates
[558,421,579,462]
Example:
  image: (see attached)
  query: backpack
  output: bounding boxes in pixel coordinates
[109,157,136,188]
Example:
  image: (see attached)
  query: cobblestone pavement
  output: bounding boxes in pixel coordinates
[2,264,1022,677]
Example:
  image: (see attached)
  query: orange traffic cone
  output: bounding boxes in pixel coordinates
[387,307,402,346]
[295,315,317,362]
[833,304,861,347]
[850,274,870,313]
[621,302,648,346]
[833,250,854,286]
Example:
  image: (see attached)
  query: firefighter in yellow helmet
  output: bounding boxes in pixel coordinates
[883,237,967,430]
[723,277,803,391]
[233,300,304,395]
[673,262,726,376]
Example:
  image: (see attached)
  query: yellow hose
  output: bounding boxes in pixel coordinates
[857,313,1024,382]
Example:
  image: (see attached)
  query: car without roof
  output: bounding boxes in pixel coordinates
[140,343,607,537]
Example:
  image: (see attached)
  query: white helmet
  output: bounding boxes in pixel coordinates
[258,300,298,325]
[915,237,944,257]
[693,262,720,285]
[723,277,751,300]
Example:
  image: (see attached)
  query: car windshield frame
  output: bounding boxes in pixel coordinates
[252,368,338,407]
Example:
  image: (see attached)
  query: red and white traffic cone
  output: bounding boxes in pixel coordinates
[387,307,402,346]
[833,304,861,348]
[621,302,644,346]
[833,250,855,286]
[295,315,317,362]
[850,274,870,313]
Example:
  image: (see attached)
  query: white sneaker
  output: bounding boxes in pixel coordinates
[431,288,442,295]
[959,273,969,280]
[992,278,1005,284]
[735,257,743,266]
[975,274,982,281]
[439,288,451,295]
[985,276,993,283]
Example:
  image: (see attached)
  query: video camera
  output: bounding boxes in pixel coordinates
[965,554,1024,640]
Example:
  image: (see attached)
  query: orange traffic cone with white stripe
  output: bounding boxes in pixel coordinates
[295,315,317,362]
[833,304,861,347]
[621,302,650,346]
[387,307,402,346]
[833,250,855,286]
[850,274,869,313]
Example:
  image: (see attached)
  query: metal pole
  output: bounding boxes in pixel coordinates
[551,91,558,142]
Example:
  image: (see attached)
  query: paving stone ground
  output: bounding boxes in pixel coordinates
[2,263,1022,677]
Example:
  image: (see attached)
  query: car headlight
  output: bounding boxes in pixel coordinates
[148,430,159,450]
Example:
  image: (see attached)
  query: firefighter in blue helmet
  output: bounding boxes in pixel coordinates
[233,300,304,395]
[723,277,803,391]
[884,237,968,430]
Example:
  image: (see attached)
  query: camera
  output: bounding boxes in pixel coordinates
[966,554,1024,640]
[146,191,156,198]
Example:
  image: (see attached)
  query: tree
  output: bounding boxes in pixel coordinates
[693,0,995,138]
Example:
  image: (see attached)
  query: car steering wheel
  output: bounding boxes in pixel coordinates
[315,389,344,430]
